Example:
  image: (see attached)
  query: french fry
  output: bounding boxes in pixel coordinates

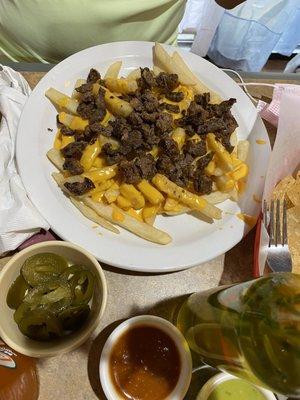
[152,174,222,219]
[153,65,164,76]
[207,133,233,172]
[126,208,144,222]
[90,179,114,195]
[58,112,88,131]
[104,61,122,79]
[105,77,138,94]
[202,191,232,204]
[172,51,222,104]
[136,180,164,205]
[61,135,75,148]
[83,165,118,183]
[84,198,172,244]
[142,204,159,225]
[120,184,145,209]
[215,175,235,192]
[92,156,106,168]
[54,129,62,150]
[45,88,79,114]
[237,140,250,162]
[71,79,86,99]
[116,195,132,210]
[164,206,190,216]
[104,188,119,204]
[127,68,141,80]
[102,87,133,117]
[172,128,186,150]
[164,198,182,212]
[80,140,101,171]
[153,43,195,86]
[47,148,64,171]
[70,197,119,234]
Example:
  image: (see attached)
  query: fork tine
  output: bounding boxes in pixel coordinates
[269,200,275,246]
[263,200,268,228]
[283,200,288,245]
[275,199,280,246]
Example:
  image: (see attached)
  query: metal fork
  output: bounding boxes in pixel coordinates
[263,199,292,272]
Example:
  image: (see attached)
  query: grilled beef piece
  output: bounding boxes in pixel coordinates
[193,172,213,194]
[141,111,158,124]
[127,112,143,127]
[156,154,190,187]
[194,92,210,107]
[130,97,143,112]
[61,141,87,159]
[156,72,179,92]
[208,98,236,118]
[87,68,101,83]
[89,108,106,124]
[140,124,159,147]
[63,158,84,175]
[75,82,93,93]
[64,177,95,195]
[118,160,141,184]
[141,90,159,113]
[121,129,143,150]
[155,112,173,133]
[109,117,131,140]
[160,103,180,114]
[135,153,157,180]
[101,143,124,165]
[159,136,180,159]
[77,102,95,119]
[61,125,75,136]
[80,91,94,103]
[197,153,213,170]
[165,91,184,102]
[183,140,206,157]
[138,68,156,90]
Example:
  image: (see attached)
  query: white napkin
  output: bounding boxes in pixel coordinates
[0,66,49,253]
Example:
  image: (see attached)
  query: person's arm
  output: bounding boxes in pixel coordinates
[214,0,245,9]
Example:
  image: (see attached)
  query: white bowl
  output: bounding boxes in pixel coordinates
[100,315,192,400]
[0,241,107,357]
[196,372,277,400]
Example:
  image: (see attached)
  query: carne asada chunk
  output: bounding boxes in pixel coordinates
[155,112,173,133]
[156,72,179,92]
[193,172,213,195]
[138,68,156,90]
[61,125,75,136]
[183,139,206,157]
[61,141,87,159]
[197,153,213,170]
[160,103,180,114]
[63,158,84,175]
[135,153,157,180]
[75,82,93,94]
[118,160,141,184]
[159,136,180,159]
[101,143,124,165]
[87,68,101,83]
[165,91,184,102]
[64,177,95,195]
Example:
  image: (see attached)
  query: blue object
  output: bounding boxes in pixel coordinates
[208,0,300,72]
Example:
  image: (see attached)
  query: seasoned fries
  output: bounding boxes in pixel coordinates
[46,44,250,244]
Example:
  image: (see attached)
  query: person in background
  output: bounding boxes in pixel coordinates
[0,0,245,63]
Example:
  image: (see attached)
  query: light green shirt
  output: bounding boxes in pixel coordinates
[0,0,185,63]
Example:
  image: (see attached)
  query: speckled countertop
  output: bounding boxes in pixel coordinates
[1,70,297,400]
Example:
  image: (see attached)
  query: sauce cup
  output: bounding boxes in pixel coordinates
[100,315,192,400]
[196,372,277,400]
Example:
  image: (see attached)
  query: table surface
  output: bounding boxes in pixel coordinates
[1,69,298,400]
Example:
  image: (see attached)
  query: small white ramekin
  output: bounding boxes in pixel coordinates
[196,372,277,400]
[100,315,192,400]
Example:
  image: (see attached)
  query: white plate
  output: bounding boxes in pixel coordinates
[16,41,271,273]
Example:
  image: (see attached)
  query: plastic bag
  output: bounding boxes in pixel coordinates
[208,0,300,71]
